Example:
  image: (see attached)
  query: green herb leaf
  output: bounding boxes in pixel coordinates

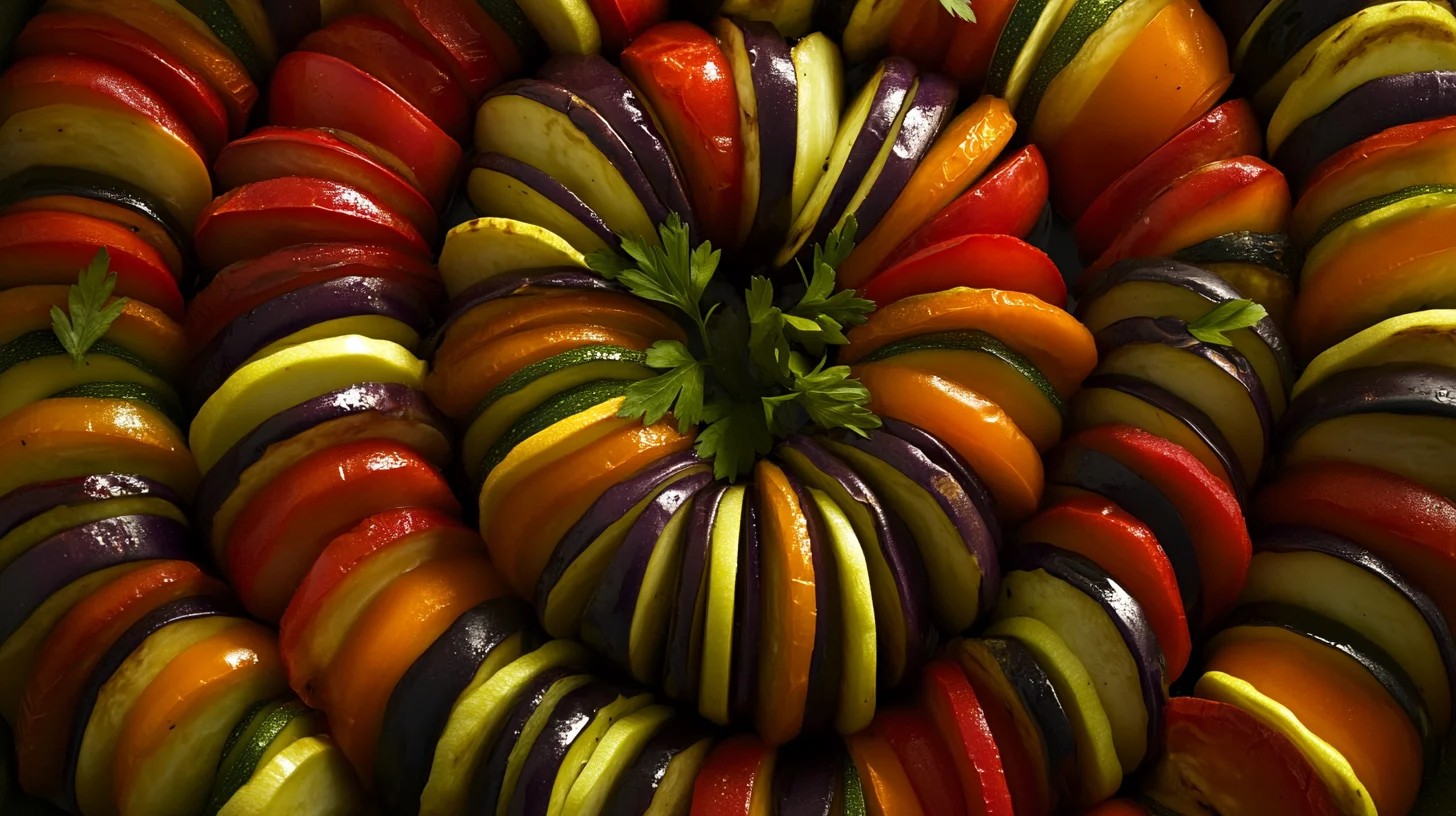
[587,213,719,331]
[51,249,127,369]
[813,214,858,274]
[791,361,881,437]
[746,276,791,385]
[696,401,775,482]
[1188,299,1268,346]
[618,340,707,433]
[938,0,976,21]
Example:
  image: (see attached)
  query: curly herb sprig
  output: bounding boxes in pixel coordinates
[588,215,880,481]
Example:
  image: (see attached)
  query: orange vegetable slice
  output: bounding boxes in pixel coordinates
[846,731,927,816]
[753,460,817,746]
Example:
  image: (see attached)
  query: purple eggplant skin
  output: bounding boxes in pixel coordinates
[0,475,181,540]
[534,452,707,630]
[1095,315,1275,471]
[1077,257,1296,395]
[662,482,726,702]
[848,73,958,240]
[0,515,192,647]
[506,682,624,816]
[1005,542,1167,770]
[793,471,842,736]
[471,152,621,249]
[1278,362,1456,454]
[63,595,238,811]
[734,17,799,249]
[778,434,935,688]
[193,383,451,540]
[482,79,672,227]
[604,719,715,816]
[468,666,579,816]
[1220,601,1438,775]
[260,0,319,52]
[539,55,699,241]
[1239,0,1388,99]
[830,425,1001,622]
[426,270,622,359]
[1275,71,1456,195]
[802,57,919,256]
[773,739,840,816]
[1077,373,1250,508]
[1204,0,1277,52]
[375,597,541,816]
[880,417,1002,547]
[1257,523,1456,734]
[968,636,1080,804]
[580,471,714,676]
[1047,446,1205,625]
[186,275,434,410]
[730,492,763,728]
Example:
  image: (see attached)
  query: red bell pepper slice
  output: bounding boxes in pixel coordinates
[622,22,743,248]
[0,54,207,164]
[937,0,1017,90]
[361,0,518,100]
[214,126,439,243]
[185,243,441,351]
[15,12,230,160]
[269,50,464,210]
[193,176,430,272]
[691,735,774,815]
[587,0,668,53]
[1052,424,1250,627]
[1075,99,1262,263]
[298,15,472,143]
[1017,494,1192,678]
[862,234,1066,309]
[0,210,183,319]
[881,146,1049,271]
[14,560,227,797]
[1142,697,1342,816]
[870,705,968,815]
[224,438,460,622]
[1255,462,1456,630]
[889,0,956,73]
[921,659,1014,816]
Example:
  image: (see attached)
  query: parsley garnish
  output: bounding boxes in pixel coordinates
[588,215,880,481]
[940,0,976,22]
[1187,299,1268,346]
[51,249,128,368]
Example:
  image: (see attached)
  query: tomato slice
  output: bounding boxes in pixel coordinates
[193,177,429,272]
[0,210,182,319]
[299,15,472,142]
[691,735,774,815]
[869,705,967,815]
[863,234,1066,310]
[186,243,441,350]
[224,438,459,622]
[360,0,518,100]
[15,12,230,159]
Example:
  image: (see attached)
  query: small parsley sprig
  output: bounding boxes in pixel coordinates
[51,249,128,368]
[588,216,880,481]
[1188,299,1268,346]
[940,0,976,22]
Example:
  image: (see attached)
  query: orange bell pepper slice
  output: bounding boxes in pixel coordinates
[1205,626,1424,816]
[838,96,1017,290]
[433,290,685,371]
[1255,463,1456,630]
[14,560,226,796]
[846,731,927,816]
[1046,0,1231,220]
[319,554,503,783]
[853,362,1044,523]
[0,398,197,500]
[753,461,816,746]
[1294,197,1456,359]
[111,621,287,814]
[486,416,695,598]
[424,324,654,420]
[843,287,1096,398]
[224,438,459,622]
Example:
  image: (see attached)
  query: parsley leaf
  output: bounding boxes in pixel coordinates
[696,401,775,482]
[939,0,976,21]
[587,213,719,336]
[791,361,881,437]
[1188,299,1268,346]
[619,340,707,433]
[51,249,127,369]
